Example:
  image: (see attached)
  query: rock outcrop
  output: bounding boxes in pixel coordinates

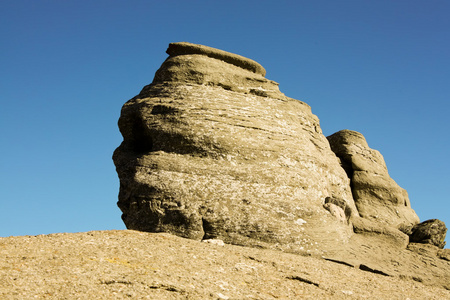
[113,42,448,288]
[327,129,420,230]
[152,42,287,100]
[113,42,359,254]
[410,219,447,249]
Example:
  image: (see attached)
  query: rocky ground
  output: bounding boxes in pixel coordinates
[4,42,447,299]
[1,230,448,299]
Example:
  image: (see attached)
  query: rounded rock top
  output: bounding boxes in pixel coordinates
[166,42,266,77]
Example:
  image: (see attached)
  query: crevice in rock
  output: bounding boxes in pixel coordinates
[215,82,233,91]
[150,104,179,115]
[323,258,355,268]
[249,89,269,97]
[148,284,186,294]
[287,275,320,287]
[200,217,220,241]
[128,117,153,154]
[359,264,391,276]
[101,280,133,285]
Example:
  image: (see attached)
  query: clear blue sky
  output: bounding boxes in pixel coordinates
[1,1,449,246]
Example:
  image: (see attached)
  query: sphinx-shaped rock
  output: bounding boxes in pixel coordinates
[113,42,358,254]
[112,43,450,289]
[327,130,420,230]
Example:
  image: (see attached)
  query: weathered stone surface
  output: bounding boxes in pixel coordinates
[327,130,420,229]
[351,216,409,248]
[438,248,450,261]
[409,219,447,249]
[113,42,358,254]
[1,230,449,298]
[152,43,286,100]
[407,242,440,257]
[323,196,352,224]
[166,42,266,76]
[112,43,449,290]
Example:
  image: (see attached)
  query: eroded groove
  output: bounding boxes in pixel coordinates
[287,275,320,287]
[359,264,391,276]
[323,258,355,268]
[101,280,133,285]
[148,284,185,293]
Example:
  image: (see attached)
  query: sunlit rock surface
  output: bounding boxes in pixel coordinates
[113,43,448,289]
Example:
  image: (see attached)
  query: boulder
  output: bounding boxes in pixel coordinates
[409,219,447,249]
[113,42,358,254]
[327,130,420,230]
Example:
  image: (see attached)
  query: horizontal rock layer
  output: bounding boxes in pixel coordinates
[166,42,266,76]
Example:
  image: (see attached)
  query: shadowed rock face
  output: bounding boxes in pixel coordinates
[113,42,359,254]
[410,219,447,249]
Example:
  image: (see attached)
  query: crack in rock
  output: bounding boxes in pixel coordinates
[287,275,320,287]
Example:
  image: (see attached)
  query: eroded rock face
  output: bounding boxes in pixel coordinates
[111,43,450,290]
[327,130,420,230]
[152,42,287,100]
[113,42,358,254]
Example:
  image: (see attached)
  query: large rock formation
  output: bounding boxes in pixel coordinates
[113,42,359,254]
[112,42,427,248]
[113,43,448,286]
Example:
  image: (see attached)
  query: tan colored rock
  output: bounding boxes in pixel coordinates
[166,42,266,76]
[152,44,286,100]
[327,129,420,229]
[323,196,352,224]
[438,248,450,261]
[351,216,409,248]
[113,43,358,255]
[112,43,449,290]
[1,230,449,298]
